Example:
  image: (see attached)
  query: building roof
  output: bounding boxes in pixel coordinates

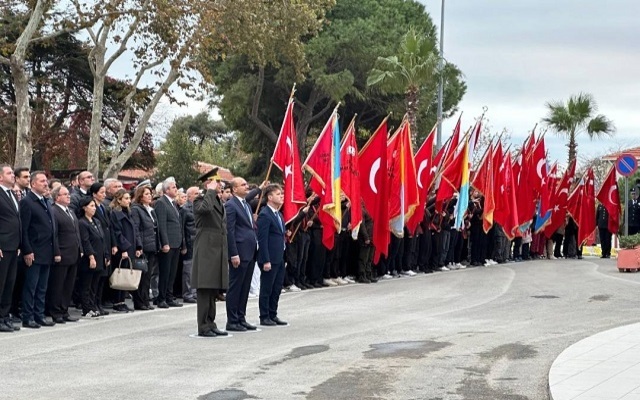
[602,146,640,161]
[118,162,235,183]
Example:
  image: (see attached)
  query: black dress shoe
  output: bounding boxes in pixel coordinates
[113,304,130,313]
[313,282,324,288]
[146,305,155,310]
[23,321,41,329]
[35,319,56,327]
[272,317,288,326]
[157,301,170,309]
[260,318,276,326]
[305,283,315,289]
[0,323,13,332]
[53,317,66,324]
[63,315,79,322]
[198,330,217,337]
[166,301,183,307]
[211,328,228,336]
[183,298,196,304]
[226,323,247,332]
[216,294,226,302]
[240,321,257,330]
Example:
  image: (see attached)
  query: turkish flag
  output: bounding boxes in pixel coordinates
[577,168,596,246]
[596,166,621,234]
[407,126,435,234]
[544,159,575,238]
[494,151,519,240]
[359,118,389,263]
[271,98,307,224]
[340,120,362,239]
[516,135,537,229]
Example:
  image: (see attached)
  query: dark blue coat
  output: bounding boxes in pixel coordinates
[225,195,258,261]
[78,217,109,272]
[257,206,286,266]
[20,191,58,265]
[110,208,141,259]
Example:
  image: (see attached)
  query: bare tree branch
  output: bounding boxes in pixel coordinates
[248,66,278,142]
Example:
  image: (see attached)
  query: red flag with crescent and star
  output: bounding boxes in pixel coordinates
[340,119,362,239]
[596,166,621,234]
[406,125,435,234]
[271,98,307,224]
[359,118,390,263]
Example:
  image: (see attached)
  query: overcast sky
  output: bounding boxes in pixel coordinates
[162,0,640,167]
[418,0,640,166]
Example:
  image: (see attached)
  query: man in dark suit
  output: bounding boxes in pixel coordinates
[48,185,82,323]
[155,178,184,308]
[629,189,640,236]
[69,171,95,214]
[224,177,264,332]
[257,184,288,327]
[0,164,21,332]
[20,171,60,328]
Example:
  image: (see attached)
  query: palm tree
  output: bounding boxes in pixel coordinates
[543,93,615,166]
[366,28,442,141]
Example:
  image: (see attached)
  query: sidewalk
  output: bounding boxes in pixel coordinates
[549,323,640,400]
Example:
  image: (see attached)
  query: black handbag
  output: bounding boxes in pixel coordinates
[133,255,148,273]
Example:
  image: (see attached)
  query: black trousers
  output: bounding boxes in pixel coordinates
[10,258,25,318]
[630,226,640,236]
[387,234,402,274]
[402,236,418,271]
[308,229,326,284]
[512,237,523,259]
[358,245,374,278]
[552,233,564,258]
[297,232,310,285]
[158,248,180,303]
[418,231,432,271]
[284,240,298,287]
[226,251,256,324]
[196,288,219,334]
[324,233,340,279]
[0,250,18,319]
[599,228,612,257]
[46,262,78,318]
[338,232,352,277]
[80,269,101,314]
[259,261,285,321]
[469,224,485,264]
[133,252,156,308]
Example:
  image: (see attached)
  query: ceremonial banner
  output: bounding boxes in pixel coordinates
[359,118,390,263]
[596,166,621,234]
[340,119,362,239]
[271,98,307,224]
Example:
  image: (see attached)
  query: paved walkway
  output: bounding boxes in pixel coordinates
[549,323,640,400]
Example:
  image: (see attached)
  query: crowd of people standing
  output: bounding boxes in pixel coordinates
[1,164,640,336]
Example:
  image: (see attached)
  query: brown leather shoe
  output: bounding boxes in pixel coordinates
[216,293,226,302]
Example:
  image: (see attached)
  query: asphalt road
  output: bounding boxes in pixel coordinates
[1,257,639,400]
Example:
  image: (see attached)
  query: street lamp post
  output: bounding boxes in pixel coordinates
[436,0,445,150]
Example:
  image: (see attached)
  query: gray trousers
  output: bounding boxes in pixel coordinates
[182,259,196,300]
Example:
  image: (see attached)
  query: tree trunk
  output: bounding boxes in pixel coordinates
[87,43,107,177]
[406,85,419,147]
[102,66,180,179]
[11,59,33,168]
[568,129,577,167]
[8,0,49,169]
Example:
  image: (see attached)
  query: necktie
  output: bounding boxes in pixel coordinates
[4,189,18,212]
[275,211,284,232]
[99,204,105,216]
[242,200,253,225]
[65,207,74,221]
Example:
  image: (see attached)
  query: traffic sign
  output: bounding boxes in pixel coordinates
[616,153,638,177]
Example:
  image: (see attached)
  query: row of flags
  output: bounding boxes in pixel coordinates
[270,92,622,263]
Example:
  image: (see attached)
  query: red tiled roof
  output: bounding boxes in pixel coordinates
[602,146,640,161]
[118,162,235,183]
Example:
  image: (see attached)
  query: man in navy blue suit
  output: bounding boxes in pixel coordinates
[20,171,60,328]
[224,177,265,332]
[257,184,288,326]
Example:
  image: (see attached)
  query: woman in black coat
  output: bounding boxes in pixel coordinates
[131,186,159,310]
[109,189,142,312]
[90,182,117,316]
[78,197,110,318]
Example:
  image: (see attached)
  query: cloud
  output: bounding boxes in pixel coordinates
[420,0,640,165]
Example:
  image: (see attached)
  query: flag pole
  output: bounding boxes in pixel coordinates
[257,83,297,214]
[289,194,317,242]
